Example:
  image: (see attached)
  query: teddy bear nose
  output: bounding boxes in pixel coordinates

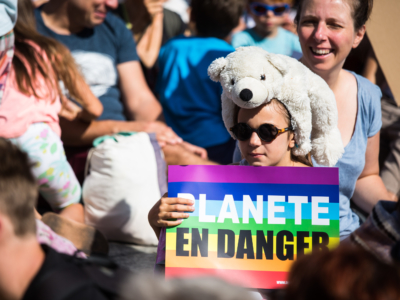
[239,89,253,102]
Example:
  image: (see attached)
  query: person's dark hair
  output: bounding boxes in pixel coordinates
[283,245,400,300]
[295,0,373,30]
[0,138,37,236]
[13,0,87,104]
[191,0,245,39]
[233,99,313,167]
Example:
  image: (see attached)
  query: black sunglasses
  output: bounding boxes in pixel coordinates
[249,2,290,16]
[230,123,293,142]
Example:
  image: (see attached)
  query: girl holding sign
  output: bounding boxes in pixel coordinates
[295,0,393,237]
[149,97,312,236]
[149,97,313,273]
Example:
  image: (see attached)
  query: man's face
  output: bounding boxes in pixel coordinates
[69,0,119,28]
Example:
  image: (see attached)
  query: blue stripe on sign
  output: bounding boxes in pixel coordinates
[169,182,339,203]
[188,200,339,220]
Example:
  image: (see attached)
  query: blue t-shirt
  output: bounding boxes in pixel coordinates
[156,36,233,148]
[231,27,302,59]
[234,72,382,239]
[35,9,139,121]
[313,72,382,239]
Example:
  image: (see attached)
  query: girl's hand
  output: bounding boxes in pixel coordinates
[148,193,195,238]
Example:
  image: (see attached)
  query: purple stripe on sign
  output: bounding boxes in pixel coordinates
[168,165,339,185]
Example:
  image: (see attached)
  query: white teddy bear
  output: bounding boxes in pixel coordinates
[208,46,344,167]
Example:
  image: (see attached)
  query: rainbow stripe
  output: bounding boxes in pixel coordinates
[166,165,340,289]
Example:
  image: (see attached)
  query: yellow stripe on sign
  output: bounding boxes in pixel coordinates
[165,250,294,272]
[166,232,340,255]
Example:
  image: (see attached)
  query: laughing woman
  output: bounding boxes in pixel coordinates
[296,0,394,238]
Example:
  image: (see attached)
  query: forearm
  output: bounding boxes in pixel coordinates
[126,94,163,121]
[352,174,394,213]
[136,13,163,68]
[117,61,162,121]
[59,118,148,146]
[74,76,103,120]
[163,143,218,165]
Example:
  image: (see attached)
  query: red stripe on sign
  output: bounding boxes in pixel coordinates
[165,267,288,289]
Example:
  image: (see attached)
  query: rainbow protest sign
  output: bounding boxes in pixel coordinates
[166,165,340,289]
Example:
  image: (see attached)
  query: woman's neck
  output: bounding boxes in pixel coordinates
[300,58,344,93]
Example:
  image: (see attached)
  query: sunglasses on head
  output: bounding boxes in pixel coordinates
[249,2,290,16]
[230,123,293,142]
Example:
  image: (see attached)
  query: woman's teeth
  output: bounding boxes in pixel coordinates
[311,48,332,55]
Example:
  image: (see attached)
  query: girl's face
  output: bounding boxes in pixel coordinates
[249,0,288,36]
[238,102,295,167]
[297,0,365,75]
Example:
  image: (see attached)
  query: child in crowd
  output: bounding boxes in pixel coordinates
[0,0,103,223]
[148,48,343,271]
[149,97,312,245]
[156,0,244,164]
[232,0,302,59]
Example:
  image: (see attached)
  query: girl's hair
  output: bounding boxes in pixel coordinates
[233,100,313,167]
[12,0,83,103]
[295,0,373,31]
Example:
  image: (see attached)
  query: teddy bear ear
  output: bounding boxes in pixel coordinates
[265,53,288,76]
[208,57,227,82]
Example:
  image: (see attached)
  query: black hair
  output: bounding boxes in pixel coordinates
[191,0,245,39]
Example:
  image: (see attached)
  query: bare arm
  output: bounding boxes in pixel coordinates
[136,1,164,68]
[117,60,162,121]
[59,117,148,146]
[162,143,217,165]
[59,117,182,147]
[352,133,395,213]
[59,79,103,123]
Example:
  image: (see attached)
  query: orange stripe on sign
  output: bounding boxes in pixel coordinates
[165,250,294,272]
[165,267,289,289]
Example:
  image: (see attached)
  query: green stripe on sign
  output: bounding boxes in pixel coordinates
[167,217,340,237]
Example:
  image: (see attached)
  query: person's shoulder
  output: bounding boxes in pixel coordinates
[160,35,188,55]
[203,37,234,50]
[103,12,127,29]
[164,36,232,50]
[233,28,254,38]
[232,29,257,47]
[100,12,131,38]
[350,72,382,136]
[277,27,298,38]
[353,72,381,97]
[351,72,382,110]
[232,28,255,42]
[162,35,188,47]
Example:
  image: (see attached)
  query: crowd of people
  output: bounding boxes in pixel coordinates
[0,0,400,299]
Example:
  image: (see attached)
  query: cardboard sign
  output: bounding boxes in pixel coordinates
[367,0,400,104]
[165,165,340,289]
